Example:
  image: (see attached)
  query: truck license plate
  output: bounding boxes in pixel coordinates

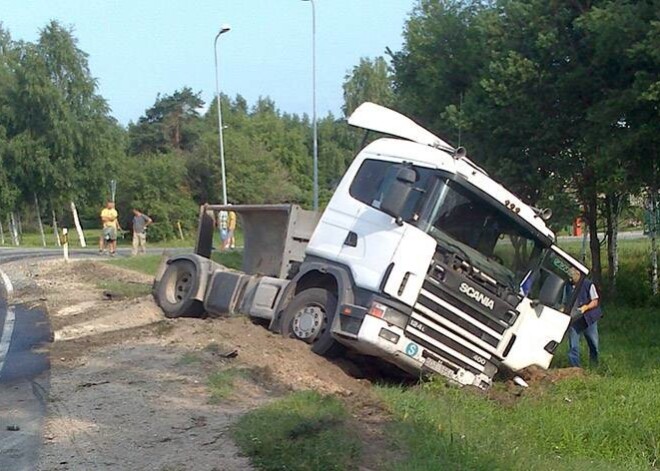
[423,357,454,378]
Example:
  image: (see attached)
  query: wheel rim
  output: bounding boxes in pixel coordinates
[292,304,324,340]
[174,270,193,303]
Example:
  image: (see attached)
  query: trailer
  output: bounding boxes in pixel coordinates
[153,103,589,389]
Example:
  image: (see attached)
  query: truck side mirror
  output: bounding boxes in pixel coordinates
[380,167,416,224]
[538,270,564,307]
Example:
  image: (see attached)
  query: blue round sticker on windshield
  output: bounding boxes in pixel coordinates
[405,342,419,357]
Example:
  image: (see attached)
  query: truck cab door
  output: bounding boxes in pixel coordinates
[502,246,588,371]
[337,203,407,293]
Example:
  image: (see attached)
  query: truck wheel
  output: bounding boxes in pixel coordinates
[280,288,344,358]
[155,259,204,318]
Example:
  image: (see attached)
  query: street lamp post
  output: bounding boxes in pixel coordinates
[214,24,231,205]
[302,0,318,211]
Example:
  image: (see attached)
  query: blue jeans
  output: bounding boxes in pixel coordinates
[568,319,599,367]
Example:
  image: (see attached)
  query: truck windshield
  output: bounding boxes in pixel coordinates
[418,177,544,290]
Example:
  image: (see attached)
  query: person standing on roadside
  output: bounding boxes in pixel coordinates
[131,208,153,256]
[224,206,237,250]
[566,268,602,367]
[99,200,120,257]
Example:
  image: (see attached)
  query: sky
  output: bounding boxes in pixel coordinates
[2,0,416,125]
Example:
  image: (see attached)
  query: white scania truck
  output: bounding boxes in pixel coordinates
[153,103,588,390]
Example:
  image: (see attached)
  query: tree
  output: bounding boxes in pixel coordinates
[114,153,198,241]
[2,21,119,222]
[342,56,394,117]
[390,0,487,141]
[389,0,660,290]
[128,87,204,155]
[0,25,18,214]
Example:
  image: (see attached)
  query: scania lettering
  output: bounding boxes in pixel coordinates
[459,283,495,310]
[153,103,588,390]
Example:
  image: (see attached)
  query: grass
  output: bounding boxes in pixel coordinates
[558,237,659,307]
[8,226,245,249]
[153,320,174,337]
[95,279,152,299]
[232,391,361,471]
[107,254,165,275]
[5,228,195,248]
[208,369,242,403]
[106,250,243,277]
[374,235,658,469]
[178,352,202,365]
[210,250,243,270]
[375,303,660,470]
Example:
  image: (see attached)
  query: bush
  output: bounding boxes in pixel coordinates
[613,262,655,307]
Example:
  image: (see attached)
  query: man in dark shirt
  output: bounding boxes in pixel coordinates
[567,268,602,367]
[131,209,153,256]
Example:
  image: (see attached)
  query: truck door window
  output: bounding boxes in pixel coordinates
[349,159,434,221]
[349,159,392,207]
[527,251,582,313]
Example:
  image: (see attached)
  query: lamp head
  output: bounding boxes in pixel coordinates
[219,24,231,34]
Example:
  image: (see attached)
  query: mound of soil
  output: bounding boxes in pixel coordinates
[518,365,586,384]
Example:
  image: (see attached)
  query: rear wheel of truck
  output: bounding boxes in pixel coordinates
[280,288,344,358]
[156,259,204,318]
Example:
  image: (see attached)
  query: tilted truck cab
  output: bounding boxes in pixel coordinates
[153,103,589,390]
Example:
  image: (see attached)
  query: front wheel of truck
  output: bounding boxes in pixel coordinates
[155,259,204,318]
[280,288,344,358]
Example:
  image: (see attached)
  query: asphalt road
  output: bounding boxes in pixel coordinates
[0,267,51,471]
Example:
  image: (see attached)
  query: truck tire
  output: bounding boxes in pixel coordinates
[280,288,344,358]
[155,259,204,318]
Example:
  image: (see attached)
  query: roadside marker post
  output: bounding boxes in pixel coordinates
[62,228,69,262]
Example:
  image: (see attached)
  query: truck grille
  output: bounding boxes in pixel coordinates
[405,276,505,379]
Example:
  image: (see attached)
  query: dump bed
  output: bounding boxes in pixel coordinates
[194,204,320,279]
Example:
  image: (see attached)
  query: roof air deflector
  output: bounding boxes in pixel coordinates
[348,102,454,152]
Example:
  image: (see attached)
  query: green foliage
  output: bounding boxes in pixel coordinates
[232,391,361,471]
[106,254,165,276]
[114,153,198,241]
[128,87,204,155]
[207,369,241,402]
[223,128,301,204]
[0,20,121,223]
[1,22,361,236]
[106,251,243,277]
[390,0,660,287]
[129,93,353,210]
[342,56,394,117]
[560,238,660,307]
[95,279,151,299]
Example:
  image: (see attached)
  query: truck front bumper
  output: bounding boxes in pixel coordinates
[334,307,493,389]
